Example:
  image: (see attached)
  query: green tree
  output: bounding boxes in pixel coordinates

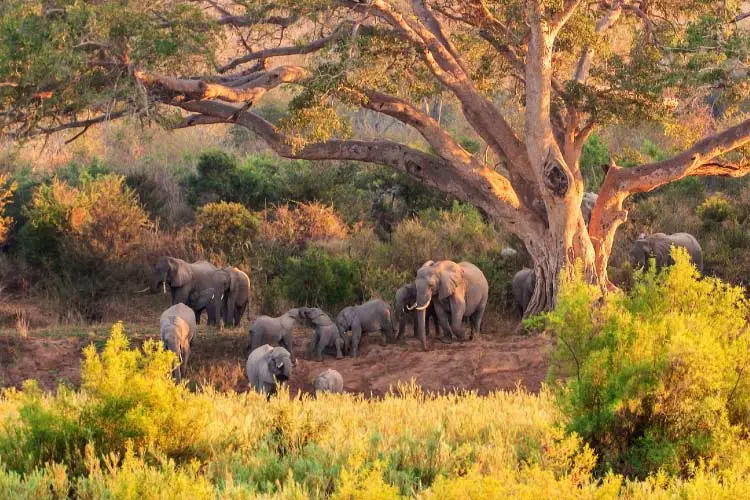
[2,0,749,314]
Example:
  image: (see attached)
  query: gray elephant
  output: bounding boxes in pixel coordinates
[223,267,251,327]
[150,257,230,326]
[512,268,535,317]
[394,283,440,341]
[246,344,293,396]
[412,260,489,350]
[302,307,345,361]
[630,232,703,273]
[160,303,197,382]
[336,299,394,357]
[581,192,598,226]
[188,288,220,326]
[249,308,306,360]
[313,369,344,394]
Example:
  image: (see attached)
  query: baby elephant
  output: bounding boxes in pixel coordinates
[336,299,394,357]
[188,287,220,326]
[246,344,293,396]
[160,303,197,382]
[249,308,306,361]
[302,307,345,361]
[313,368,344,394]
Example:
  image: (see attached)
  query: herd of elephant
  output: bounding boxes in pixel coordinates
[154,258,491,395]
[152,203,704,396]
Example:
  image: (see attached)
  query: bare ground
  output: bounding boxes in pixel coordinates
[0,325,552,396]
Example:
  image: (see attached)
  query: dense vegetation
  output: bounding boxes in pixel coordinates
[3,255,750,497]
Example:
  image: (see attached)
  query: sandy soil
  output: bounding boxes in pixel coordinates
[0,324,552,396]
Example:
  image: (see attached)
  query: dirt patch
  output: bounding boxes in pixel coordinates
[0,335,89,389]
[0,327,552,396]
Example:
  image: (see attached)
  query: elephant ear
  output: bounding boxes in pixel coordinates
[438,263,463,301]
[169,259,192,287]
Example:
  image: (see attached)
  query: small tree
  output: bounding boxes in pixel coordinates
[2,1,749,313]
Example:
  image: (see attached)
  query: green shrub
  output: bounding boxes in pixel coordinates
[0,323,210,475]
[543,250,750,478]
[281,247,362,312]
[16,175,156,319]
[195,201,260,264]
[580,134,610,191]
[697,194,736,226]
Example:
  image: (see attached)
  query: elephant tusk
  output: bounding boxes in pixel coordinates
[415,298,432,311]
[162,281,167,294]
[406,302,418,311]
[136,287,150,293]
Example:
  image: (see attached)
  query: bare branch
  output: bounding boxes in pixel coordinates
[573,1,624,83]
[135,66,310,104]
[218,14,298,27]
[24,110,128,138]
[217,24,347,73]
[549,0,584,37]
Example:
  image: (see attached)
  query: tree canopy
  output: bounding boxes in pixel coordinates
[1,0,749,312]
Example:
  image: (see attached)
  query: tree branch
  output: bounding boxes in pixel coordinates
[135,66,310,104]
[178,100,539,229]
[217,24,347,73]
[217,14,298,28]
[573,1,624,84]
[23,111,128,138]
[549,0,584,37]
[615,117,750,193]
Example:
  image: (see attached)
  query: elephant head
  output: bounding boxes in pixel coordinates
[411,260,464,313]
[299,307,334,327]
[335,306,355,333]
[267,347,293,382]
[630,238,657,271]
[189,288,219,325]
[394,283,417,313]
[151,256,191,293]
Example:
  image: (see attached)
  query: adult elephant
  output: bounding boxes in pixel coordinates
[630,232,703,273]
[223,267,251,327]
[410,260,489,350]
[394,283,440,341]
[512,268,535,317]
[150,257,229,325]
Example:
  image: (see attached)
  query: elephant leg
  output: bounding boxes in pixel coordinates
[207,305,217,326]
[450,300,466,340]
[335,335,344,359]
[416,310,428,350]
[281,331,294,361]
[470,300,487,340]
[351,324,362,357]
[397,313,406,340]
[432,305,454,342]
[173,287,191,306]
[316,330,326,362]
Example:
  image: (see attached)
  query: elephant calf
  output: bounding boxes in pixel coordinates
[630,232,703,273]
[512,268,535,317]
[188,288,220,326]
[302,307,345,361]
[249,308,306,360]
[336,299,394,357]
[313,369,344,394]
[246,344,293,396]
[160,303,197,382]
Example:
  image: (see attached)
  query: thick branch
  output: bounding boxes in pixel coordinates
[217,25,346,73]
[573,1,624,83]
[135,66,310,103]
[178,100,542,231]
[615,118,750,193]
[358,89,479,169]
